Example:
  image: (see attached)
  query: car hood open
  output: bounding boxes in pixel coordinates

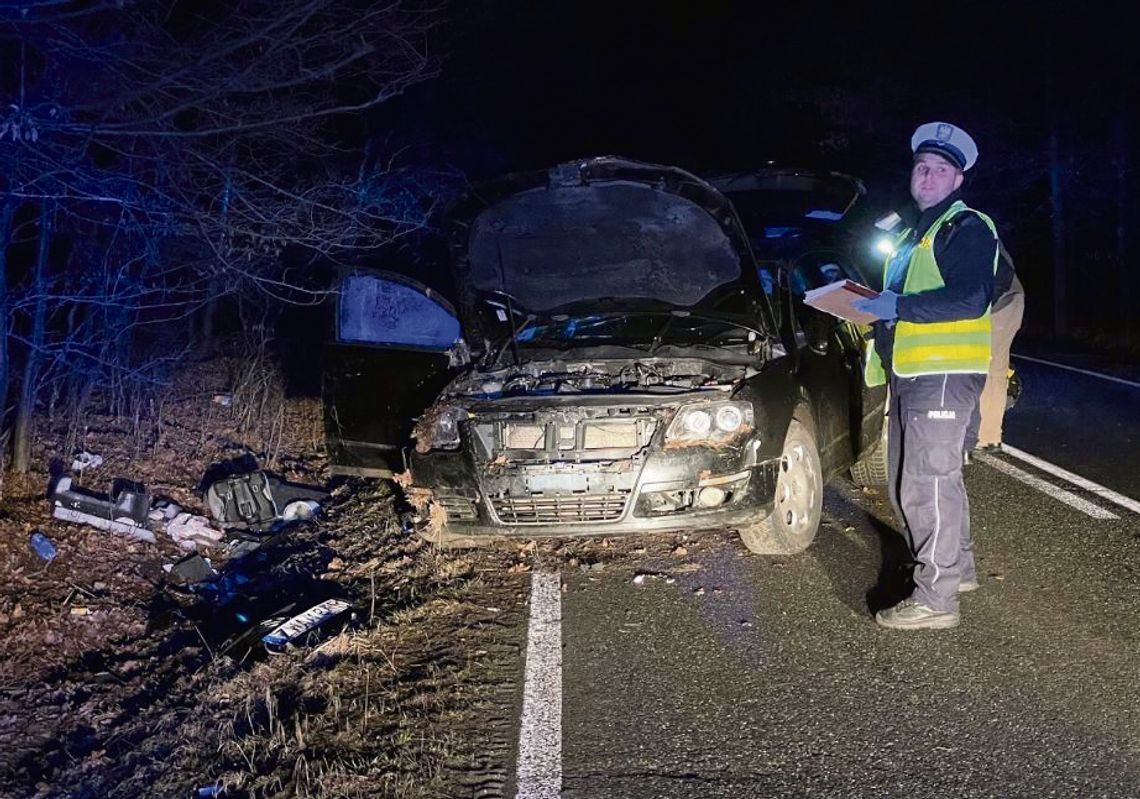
[448,157,766,332]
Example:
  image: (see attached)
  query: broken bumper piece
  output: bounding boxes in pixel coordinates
[51,476,156,543]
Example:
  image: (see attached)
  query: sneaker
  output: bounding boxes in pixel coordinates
[875,598,960,630]
[958,578,980,593]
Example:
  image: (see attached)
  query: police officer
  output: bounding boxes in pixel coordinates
[854,122,999,630]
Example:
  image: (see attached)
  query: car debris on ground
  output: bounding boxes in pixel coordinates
[166,512,226,550]
[29,530,57,561]
[261,598,354,652]
[205,470,329,532]
[70,450,104,472]
[50,476,156,543]
[49,465,329,557]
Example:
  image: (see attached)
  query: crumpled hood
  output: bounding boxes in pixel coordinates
[450,157,763,319]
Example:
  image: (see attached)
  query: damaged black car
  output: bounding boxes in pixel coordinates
[323,157,887,553]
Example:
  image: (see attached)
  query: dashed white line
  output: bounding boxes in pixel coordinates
[976,453,1118,520]
[515,571,562,799]
[1001,445,1140,516]
[1012,354,1140,389]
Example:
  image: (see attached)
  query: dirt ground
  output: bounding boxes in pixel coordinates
[0,358,524,799]
[0,358,713,798]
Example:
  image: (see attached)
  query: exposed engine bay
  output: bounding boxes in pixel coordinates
[444,357,752,399]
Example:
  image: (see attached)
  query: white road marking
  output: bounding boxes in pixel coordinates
[1012,354,1140,389]
[515,571,562,799]
[1001,445,1140,516]
[976,453,1118,520]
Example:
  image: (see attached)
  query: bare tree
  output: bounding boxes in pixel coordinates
[0,0,453,470]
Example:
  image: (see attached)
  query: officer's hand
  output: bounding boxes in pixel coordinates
[853,290,899,321]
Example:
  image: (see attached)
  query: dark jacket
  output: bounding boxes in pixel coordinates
[872,189,997,373]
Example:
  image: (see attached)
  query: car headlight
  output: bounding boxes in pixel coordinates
[683,410,712,436]
[666,401,753,443]
[414,406,467,452]
[716,404,744,432]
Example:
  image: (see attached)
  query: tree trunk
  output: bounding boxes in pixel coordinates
[1048,105,1067,340]
[0,196,15,449]
[12,201,53,474]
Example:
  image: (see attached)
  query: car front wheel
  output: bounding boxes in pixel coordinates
[738,418,823,555]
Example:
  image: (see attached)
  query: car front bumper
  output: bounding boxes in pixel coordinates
[408,436,781,539]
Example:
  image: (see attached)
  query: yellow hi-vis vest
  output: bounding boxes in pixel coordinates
[864,200,999,387]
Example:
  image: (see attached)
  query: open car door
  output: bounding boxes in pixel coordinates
[323,271,466,477]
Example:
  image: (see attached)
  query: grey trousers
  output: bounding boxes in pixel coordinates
[888,373,985,612]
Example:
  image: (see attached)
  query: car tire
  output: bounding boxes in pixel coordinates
[738,418,823,555]
[850,414,889,486]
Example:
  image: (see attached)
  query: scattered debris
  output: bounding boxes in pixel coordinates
[70,450,104,472]
[148,498,183,523]
[29,529,57,561]
[282,499,320,522]
[632,571,675,586]
[167,512,226,551]
[165,553,219,585]
[205,470,328,532]
[51,476,156,543]
[672,544,689,557]
[261,598,353,652]
[211,393,233,406]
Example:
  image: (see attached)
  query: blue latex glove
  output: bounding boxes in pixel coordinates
[853,290,899,321]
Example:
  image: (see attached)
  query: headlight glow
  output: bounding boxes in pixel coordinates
[874,236,896,256]
[716,405,744,432]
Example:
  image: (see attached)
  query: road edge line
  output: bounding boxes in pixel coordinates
[976,453,1118,520]
[1001,444,1140,516]
[515,571,562,799]
[1012,354,1140,389]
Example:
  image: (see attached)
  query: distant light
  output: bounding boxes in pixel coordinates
[874,236,896,256]
[764,226,800,239]
[805,209,843,221]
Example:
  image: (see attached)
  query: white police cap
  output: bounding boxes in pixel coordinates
[911,121,978,171]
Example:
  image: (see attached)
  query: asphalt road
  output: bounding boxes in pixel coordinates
[498,357,1140,799]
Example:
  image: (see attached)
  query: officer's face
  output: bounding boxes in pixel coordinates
[910,153,964,210]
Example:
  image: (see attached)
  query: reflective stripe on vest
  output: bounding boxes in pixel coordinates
[864,201,999,386]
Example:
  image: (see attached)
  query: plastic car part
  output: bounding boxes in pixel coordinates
[51,477,156,543]
[737,418,823,554]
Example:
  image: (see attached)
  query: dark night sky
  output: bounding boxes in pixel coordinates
[377,1,1116,183]
[363,1,1135,341]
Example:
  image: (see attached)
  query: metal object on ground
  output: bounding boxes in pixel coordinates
[262,598,352,651]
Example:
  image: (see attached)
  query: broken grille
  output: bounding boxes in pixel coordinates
[490,417,655,455]
[435,494,478,521]
[491,490,631,524]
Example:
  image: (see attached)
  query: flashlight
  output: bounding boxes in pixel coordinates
[874,236,896,256]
